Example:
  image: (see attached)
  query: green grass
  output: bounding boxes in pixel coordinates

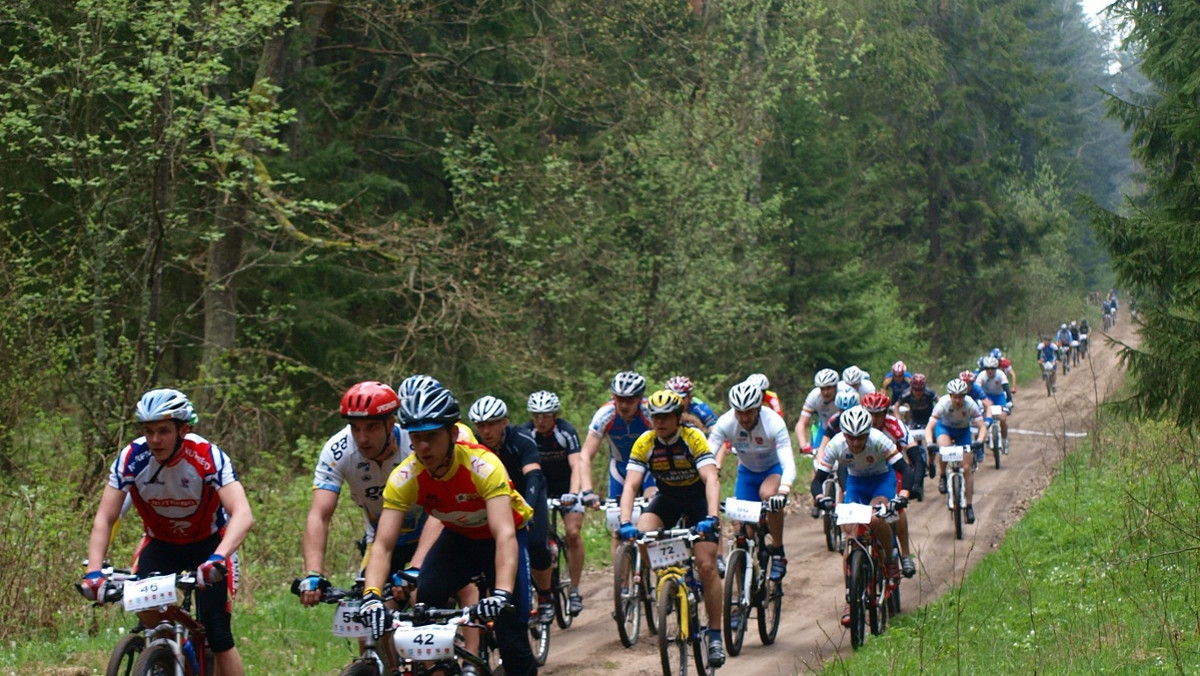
[831,417,1200,674]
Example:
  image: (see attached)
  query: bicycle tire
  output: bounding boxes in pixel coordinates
[130,643,178,676]
[551,535,573,629]
[657,576,687,676]
[870,554,887,636]
[989,423,1002,470]
[847,549,869,649]
[1045,372,1052,397]
[530,618,550,667]
[691,581,713,676]
[887,576,901,617]
[105,633,144,676]
[338,661,381,676]
[757,577,782,645]
[613,542,642,647]
[951,473,964,540]
[823,510,838,552]
[722,549,748,656]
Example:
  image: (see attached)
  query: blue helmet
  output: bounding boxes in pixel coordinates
[990,348,1003,359]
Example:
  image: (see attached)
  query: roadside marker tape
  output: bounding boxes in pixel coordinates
[1009,428,1088,439]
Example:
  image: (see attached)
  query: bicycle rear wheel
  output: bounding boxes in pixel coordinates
[130,643,177,676]
[613,542,642,647]
[338,661,381,676]
[847,549,869,649]
[722,549,748,656]
[691,583,714,676]
[551,535,573,629]
[657,576,688,676]
[105,633,144,676]
[951,473,964,540]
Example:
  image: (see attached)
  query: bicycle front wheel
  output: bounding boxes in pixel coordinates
[105,633,144,676]
[722,549,748,656]
[870,554,888,636]
[657,576,688,676]
[951,473,964,540]
[758,575,782,645]
[338,661,381,676]
[847,549,869,649]
[130,643,178,676]
[613,542,643,647]
[989,424,1002,469]
[552,535,573,629]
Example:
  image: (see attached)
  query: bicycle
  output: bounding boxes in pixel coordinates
[939,443,982,540]
[607,497,657,647]
[1070,339,1081,367]
[291,579,396,676]
[835,501,902,650]
[811,460,844,552]
[720,498,782,656]
[77,569,215,676]
[1060,343,1071,376]
[985,405,1004,470]
[1041,360,1057,397]
[544,498,575,629]
[1079,331,1089,359]
[638,528,715,676]
[382,603,506,676]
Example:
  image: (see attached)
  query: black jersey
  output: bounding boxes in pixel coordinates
[518,418,580,494]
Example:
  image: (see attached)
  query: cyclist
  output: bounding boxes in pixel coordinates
[1036,336,1061,395]
[809,407,914,625]
[469,396,553,626]
[976,357,1013,453]
[881,361,914,402]
[795,368,842,457]
[960,370,989,409]
[299,382,432,609]
[1078,319,1092,358]
[841,365,876,395]
[362,384,538,676]
[990,348,1018,394]
[924,378,987,524]
[520,390,586,616]
[709,381,794,580]
[895,374,938,477]
[397,374,479,445]
[81,389,254,676]
[578,371,657,549]
[617,390,726,667]
[1055,324,1074,372]
[665,375,719,433]
[817,387,862,456]
[860,393,917,576]
[744,372,785,419]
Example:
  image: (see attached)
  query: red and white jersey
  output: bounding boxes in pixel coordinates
[108,433,238,544]
[878,415,912,448]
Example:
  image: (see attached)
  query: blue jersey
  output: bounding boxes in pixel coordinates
[688,400,718,429]
[1038,342,1059,363]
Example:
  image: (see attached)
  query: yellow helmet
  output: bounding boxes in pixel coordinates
[646,389,684,415]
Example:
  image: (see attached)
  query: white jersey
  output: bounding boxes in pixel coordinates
[843,379,877,396]
[976,370,1009,396]
[707,407,796,488]
[815,428,900,478]
[312,424,423,545]
[930,395,984,429]
[801,387,841,424]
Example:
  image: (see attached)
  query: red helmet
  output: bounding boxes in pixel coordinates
[891,361,906,377]
[958,370,976,385]
[999,357,1011,369]
[861,391,892,413]
[911,373,927,389]
[665,375,695,396]
[341,381,401,419]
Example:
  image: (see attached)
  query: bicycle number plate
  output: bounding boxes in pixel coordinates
[989,405,1003,416]
[123,574,177,612]
[834,502,874,526]
[605,503,642,533]
[392,622,457,660]
[1043,361,1056,372]
[1080,333,1088,341]
[646,536,690,568]
[909,427,925,444]
[939,446,965,463]
[331,598,370,638]
[723,498,762,523]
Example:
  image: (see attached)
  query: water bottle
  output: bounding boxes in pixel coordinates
[181,638,200,675]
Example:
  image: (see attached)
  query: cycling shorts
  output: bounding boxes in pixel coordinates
[844,468,896,506]
[734,462,782,501]
[135,533,237,653]
[935,422,973,446]
[607,467,656,501]
[983,392,1008,408]
[812,422,826,447]
[644,487,716,542]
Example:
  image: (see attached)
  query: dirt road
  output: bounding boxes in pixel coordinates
[539,313,1133,675]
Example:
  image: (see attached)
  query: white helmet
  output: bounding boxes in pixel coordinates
[527,390,560,414]
[840,406,873,437]
[728,381,764,412]
[611,371,647,397]
[468,395,508,423]
[946,378,969,395]
[982,356,1000,369]
[135,389,196,424]
[814,369,839,387]
[842,366,865,385]
[834,386,860,411]
[744,373,770,391]
[1060,323,1067,330]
